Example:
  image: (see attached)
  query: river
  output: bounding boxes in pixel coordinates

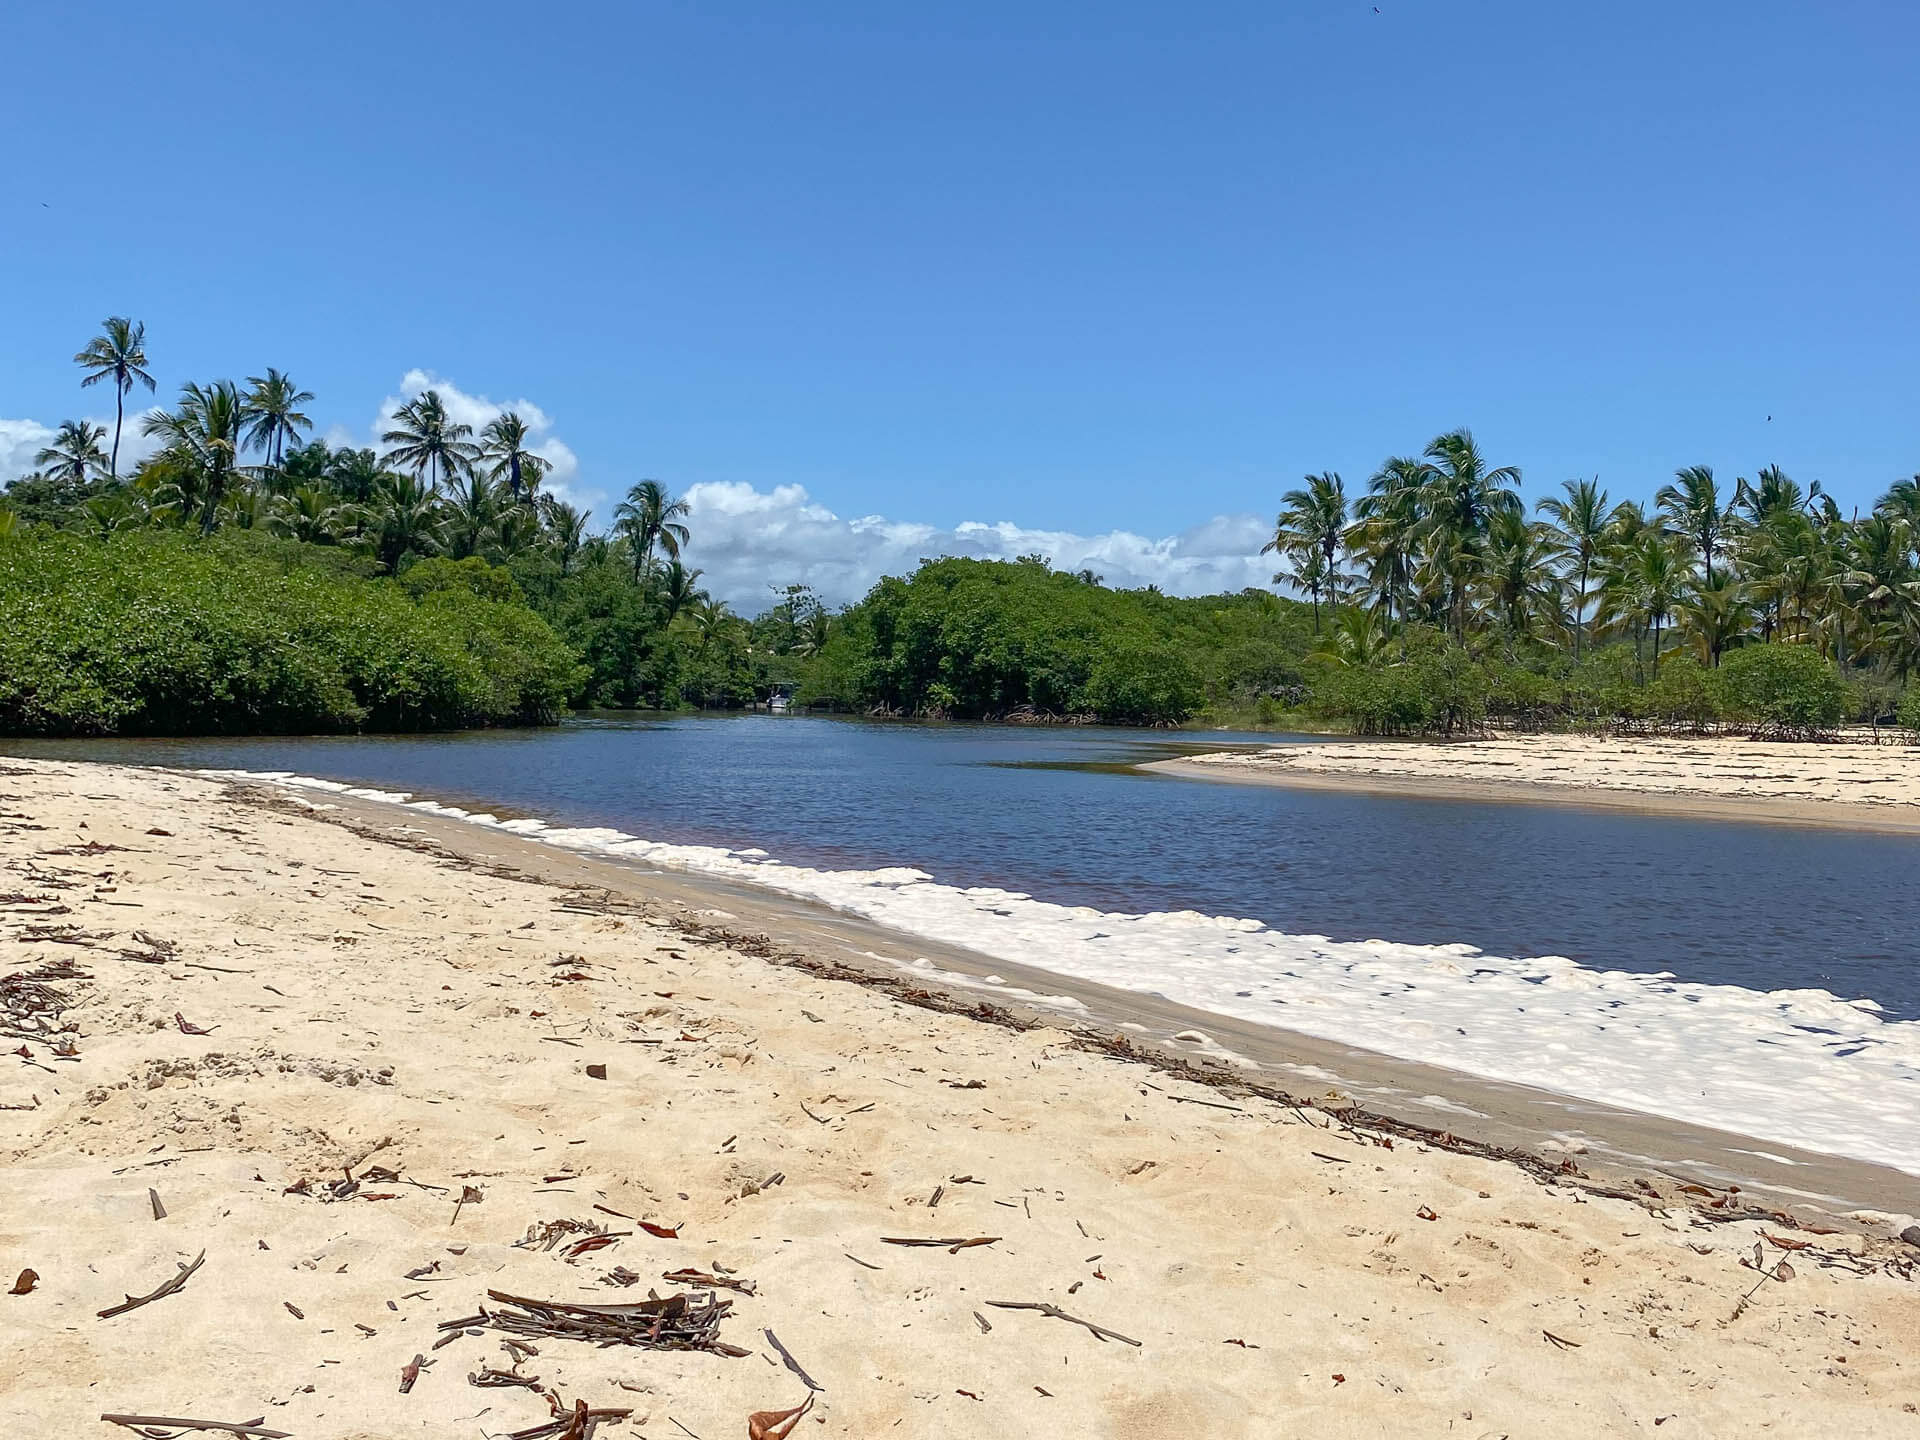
[12,714,1920,1173]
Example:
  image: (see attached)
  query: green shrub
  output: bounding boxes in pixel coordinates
[1897,685,1920,740]
[1643,655,1719,731]
[1711,644,1847,738]
[0,530,582,736]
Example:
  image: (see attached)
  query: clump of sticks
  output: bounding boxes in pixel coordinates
[441,1288,748,1356]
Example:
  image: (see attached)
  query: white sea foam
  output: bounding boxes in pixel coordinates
[210,769,1920,1177]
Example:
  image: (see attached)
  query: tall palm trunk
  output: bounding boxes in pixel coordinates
[111,384,124,482]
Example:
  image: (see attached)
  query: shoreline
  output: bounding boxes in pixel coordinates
[1150,735,1920,835]
[221,770,1920,1213]
[5,757,1919,1435]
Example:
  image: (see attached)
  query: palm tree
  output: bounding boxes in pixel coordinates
[1605,534,1688,669]
[538,498,590,575]
[1538,477,1610,660]
[380,390,478,491]
[363,472,444,571]
[34,420,109,486]
[687,596,741,657]
[1272,545,1332,629]
[442,472,504,559]
[325,447,390,504]
[269,486,350,545]
[1655,465,1731,585]
[1480,510,1563,644]
[1417,429,1522,638]
[1675,569,1751,667]
[242,369,316,472]
[478,412,550,501]
[659,559,707,623]
[613,480,691,579]
[1309,606,1393,667]
[141,381,246,533]
[1348,457,1424,628]
[73,317,155,480]
[1264,473,1348,628]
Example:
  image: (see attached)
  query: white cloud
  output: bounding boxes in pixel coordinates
[368,371,583,504]
[679,479,1278,610]
[0,419,55,480]
[0,413,163,483]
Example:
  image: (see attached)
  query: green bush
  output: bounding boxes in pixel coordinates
[1897,685,1920,740]
[1643,655,1719,731]
[0,529,582,736]
[1711,643,1847,738]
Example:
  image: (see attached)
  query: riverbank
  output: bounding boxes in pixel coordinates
[1155,733,1920,833]
[4,759,1918,1436]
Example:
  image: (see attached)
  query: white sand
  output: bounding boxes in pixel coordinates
[3,758,1917,1437]
[1174,733,1920,815]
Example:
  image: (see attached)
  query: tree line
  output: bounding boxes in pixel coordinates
[2,317,839,716]
[7,320,1919,737]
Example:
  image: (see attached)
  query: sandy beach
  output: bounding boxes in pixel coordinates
[3,758,1918,1437]
[1158,733,1920,831]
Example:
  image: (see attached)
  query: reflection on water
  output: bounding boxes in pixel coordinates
[9,712,1918,1019]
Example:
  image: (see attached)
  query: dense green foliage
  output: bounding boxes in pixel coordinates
[794,557,1311,724]
[7,319,1920,740]
[0,530,579,735]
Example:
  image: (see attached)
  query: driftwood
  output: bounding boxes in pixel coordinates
[881,1236,1000,1254]
[444,1289,746,1356]
[506,1395,634,1440]
[763,1327,822,1391]
[100,1417,290,1439]
[986,1299,1142,1347]
[98,1251,205,1319]
[662,1267,756,1296]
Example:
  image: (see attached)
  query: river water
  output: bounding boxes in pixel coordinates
[11,714,1920,1174]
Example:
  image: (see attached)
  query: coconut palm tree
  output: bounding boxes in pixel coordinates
[1537,477,1611,660]
[442,471,504,559]
[1309,606,1393,667]
[380,390,478,491]
[658,559,707,623]
[1606,533,1689,669]
[687,596,741,657]
[1416,429,1522,639]
[242,368,316,473]
[141,381,246,533]
[1655,465,1732,585]
[614,480,691,579]
[364,472,444,571]
[1273,545,1332,630]
[1480,510,1564,644]
[325,447,390,504]
[269,486,350,545]
[538,498,590,575]
[73,316,156,480]
[1675,569,1751,667]
[1348,457,1424,628]
[34,420,109,485]
[1264,473,1348,626]
[478,412,550,501]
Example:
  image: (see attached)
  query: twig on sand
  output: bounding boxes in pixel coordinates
[881,1236,1001,1254]
[1542,1330,1582,1350]
[763,1328,823,1391]
[98,1250,205,1319]
[449,1289,746,1356]
[100,1416,290,1439]
[399,1353,430,1393]
[985,1300,1142,1347]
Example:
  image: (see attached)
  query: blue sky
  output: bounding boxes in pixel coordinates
[2,2,1915,602]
